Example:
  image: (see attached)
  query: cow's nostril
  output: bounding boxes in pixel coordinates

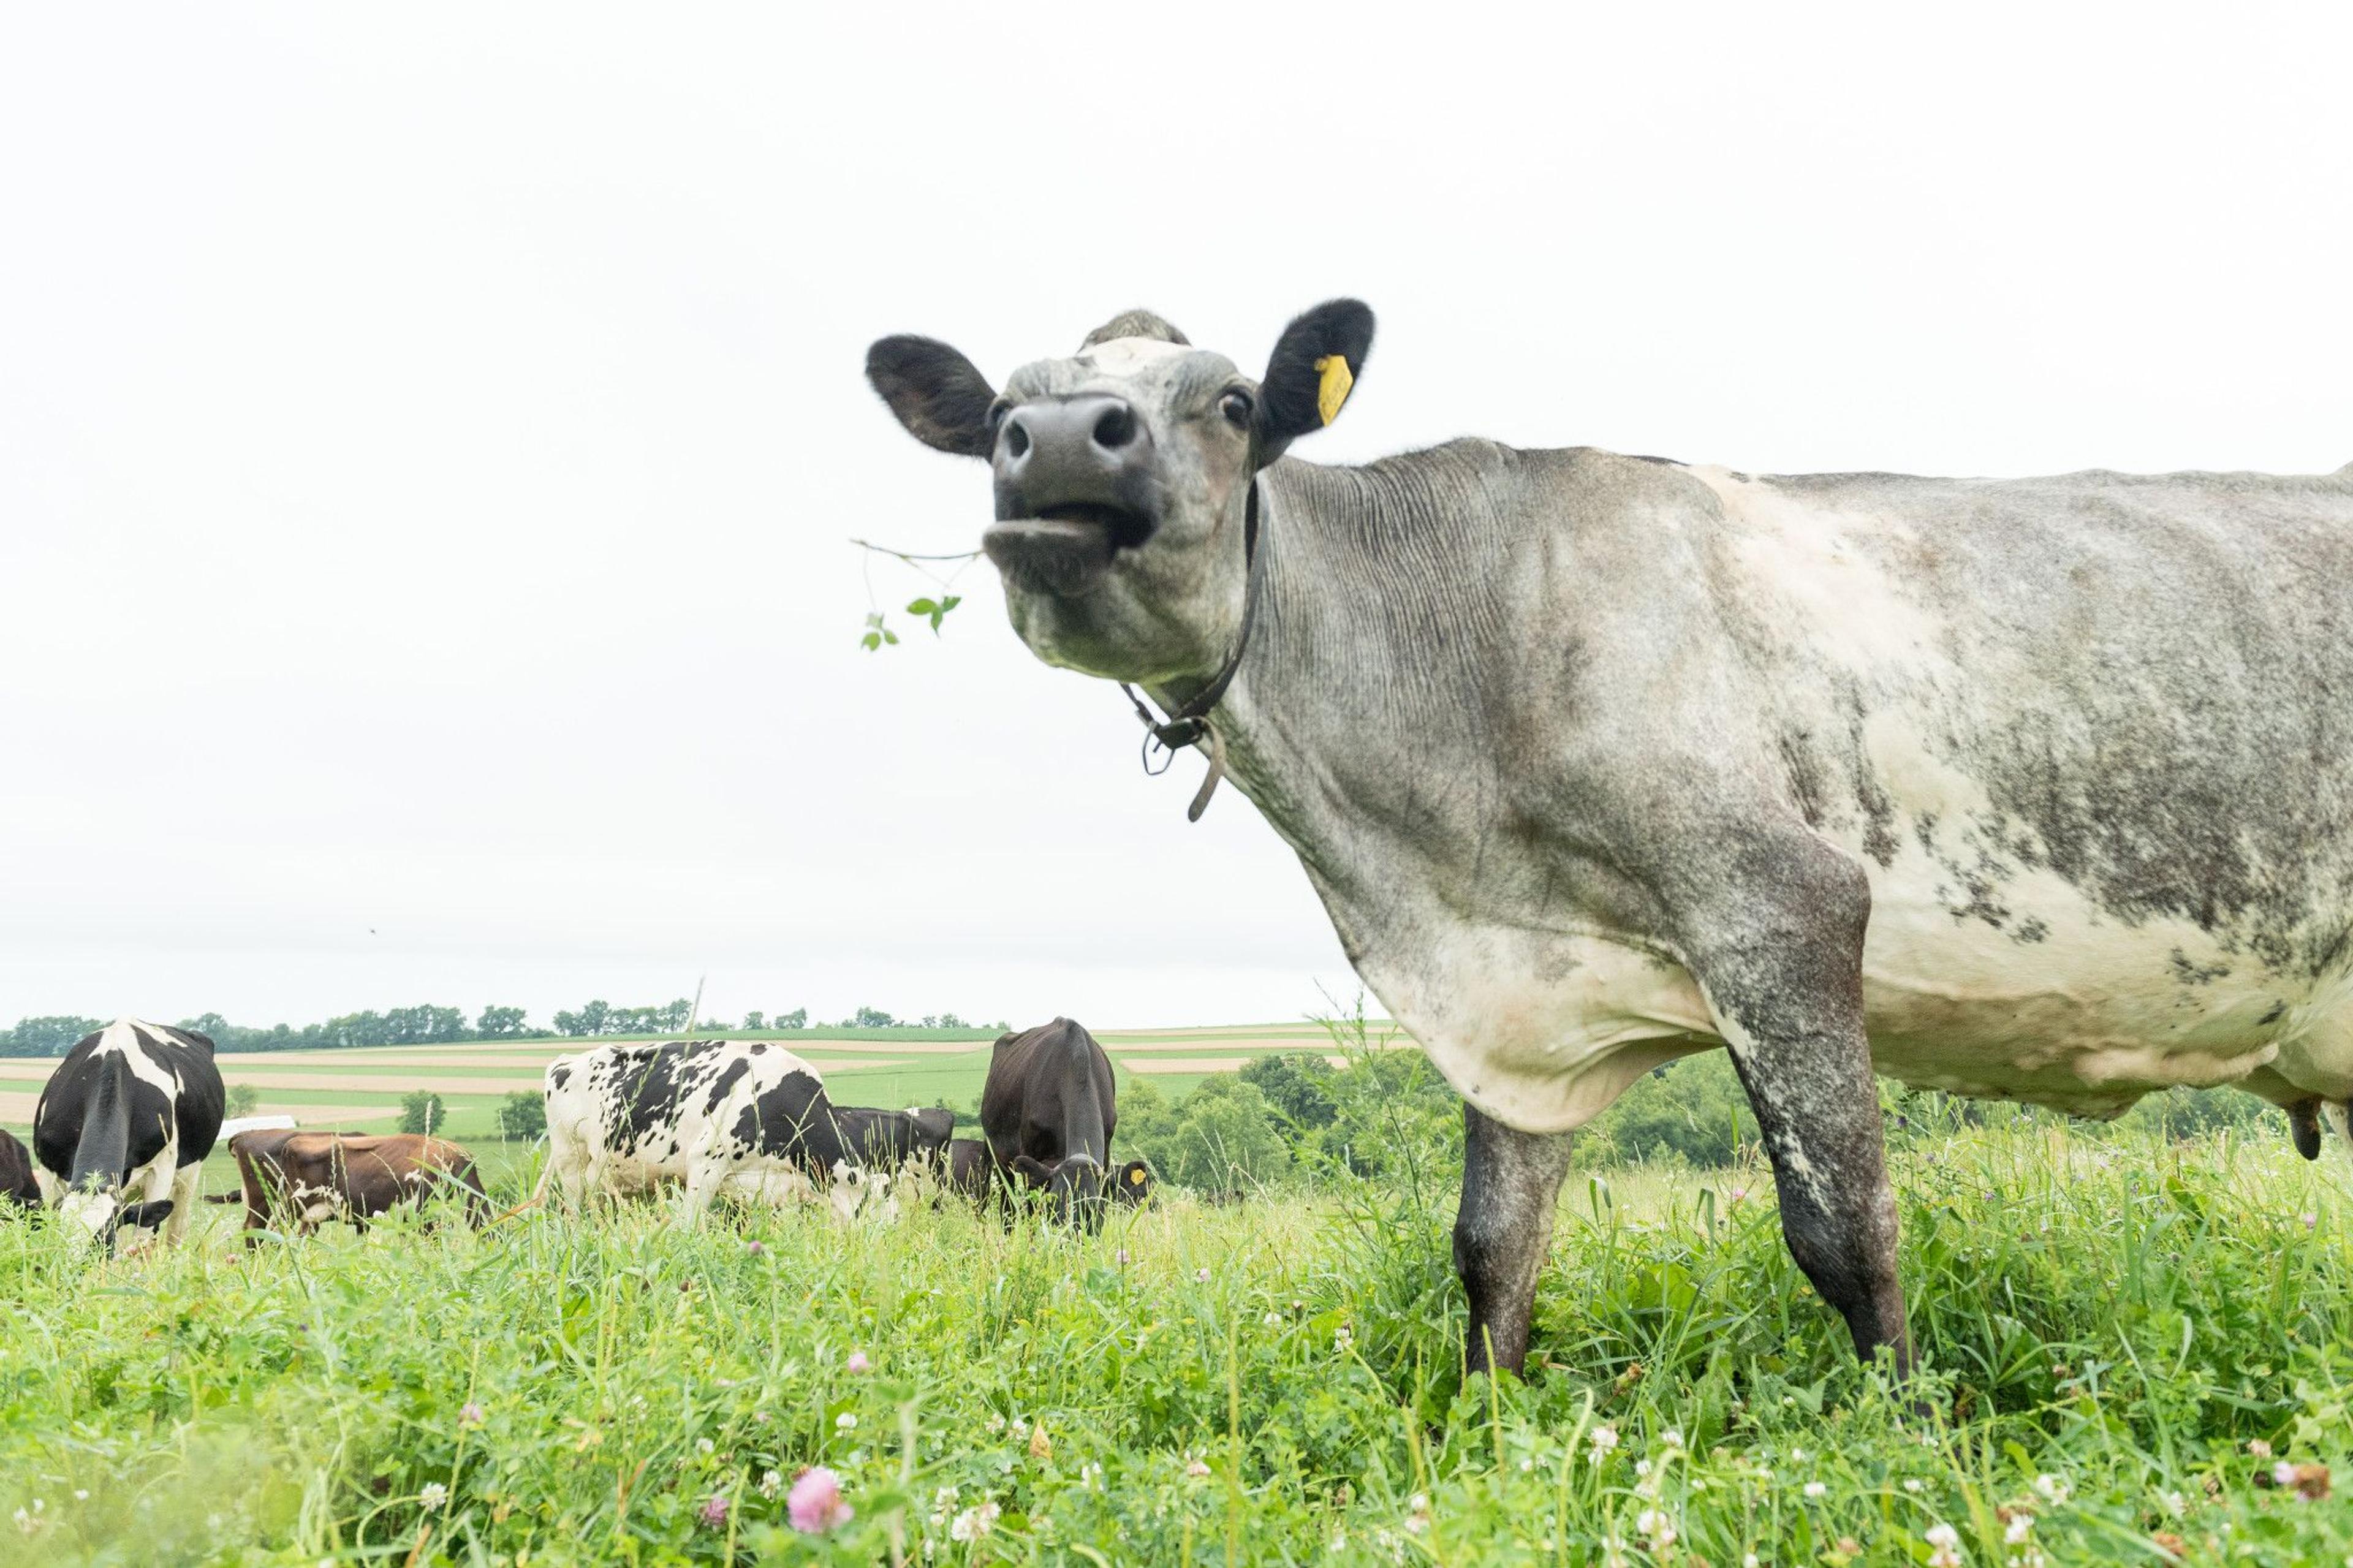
[1004,420,1030,459]
[1093,404,1136,449]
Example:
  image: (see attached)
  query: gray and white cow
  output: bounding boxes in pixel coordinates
[542,1039,949,1224]
[866,301,2353,1378]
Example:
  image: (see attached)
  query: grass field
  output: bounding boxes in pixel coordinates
[2,1114,2350,1565]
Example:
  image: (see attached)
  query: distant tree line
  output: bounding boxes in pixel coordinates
[0,1001,1007,1056]
[0,1006,544,1058]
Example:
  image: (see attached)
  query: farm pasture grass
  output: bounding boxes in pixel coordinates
[2,1121,2351,1564]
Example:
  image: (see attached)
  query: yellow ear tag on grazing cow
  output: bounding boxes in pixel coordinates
[1128,1167,1145,1185]
[1314,354,1353,425]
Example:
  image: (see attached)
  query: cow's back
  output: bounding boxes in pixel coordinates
[980,1019,1116,1165]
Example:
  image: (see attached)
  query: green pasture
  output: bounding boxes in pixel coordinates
[3,1116,2351,1564]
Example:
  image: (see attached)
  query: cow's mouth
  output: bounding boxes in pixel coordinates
[983,502,1154,597]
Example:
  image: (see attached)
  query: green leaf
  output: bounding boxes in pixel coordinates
[860,631,881,651]
[882,627,899,645]
[906,597,938,616]
[941,594,961,612]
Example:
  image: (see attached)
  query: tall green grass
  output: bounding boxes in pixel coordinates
[1,1118,2347,1565]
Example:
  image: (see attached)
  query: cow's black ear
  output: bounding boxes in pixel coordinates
[116,1199,173,1230]
[1255,299,1374,460]
[866,335,999,458]
[1008,1154,1055,1189]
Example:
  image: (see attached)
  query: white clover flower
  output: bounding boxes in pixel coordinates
[1743,1555,1760,1568]
[1335,1325,1355,1352]
[1264,1312,1282,1328]
[1926,1521,1963,1568]
[697,1437,714,1455]
[1195,1268,1211,1282]
[1804,1480,1827,1499]
[759,1469,782,1499]
[1080,1461,1102,1489]
[1790,1448,1806,1461]
[2030,1474,2069,1505]
[420,1482,448,1509]
[949,1500,999,1541]
[2273,1460,2298,1488]
[1588,1425,1620,1465]
[1661,1429,1684,1451]
[1637,1509,1677,1550]
[1635,1458,1652,1479]
[1904,1479,1923,1494]
[2006,1513,2034,1544]
[836,1412,857,1431]
[2161,1490,2185,1518]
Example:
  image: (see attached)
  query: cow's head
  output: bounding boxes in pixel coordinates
[1007,1152,1110,1230]
[1110,1158,1153,1207]
[866,301,1374,681]
[57,1186,174,1252]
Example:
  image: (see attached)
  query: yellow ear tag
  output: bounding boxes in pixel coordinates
[1128,1167,1145,1185]
[1313,354,1353,426]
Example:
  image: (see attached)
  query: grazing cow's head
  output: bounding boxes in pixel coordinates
[1110,1158,1153,1207]
[58,1186,174,1252]
[866,301,1374,682]
[1008,1152,1112,1230]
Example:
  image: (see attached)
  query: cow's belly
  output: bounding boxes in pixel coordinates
[1344,855,2349,1135]
[1854,843,2339,1113]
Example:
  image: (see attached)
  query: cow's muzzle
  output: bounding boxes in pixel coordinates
[987,395,1161,596]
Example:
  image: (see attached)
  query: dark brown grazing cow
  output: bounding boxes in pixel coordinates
[208,1129,489,1240]
[979,1019,1153,1227]
[0,1128,40,1208]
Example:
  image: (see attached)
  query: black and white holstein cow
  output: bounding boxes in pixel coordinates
[980,1018,1151,1226]
[543,1040,949,1224]
[32,1018,225,1249]
[867,302,2353,1378]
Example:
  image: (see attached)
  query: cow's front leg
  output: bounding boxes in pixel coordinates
[1455,1104,1575,1376]
[1688,846,1911,1370]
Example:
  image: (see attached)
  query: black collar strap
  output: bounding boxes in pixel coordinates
[1121,476,1265,821]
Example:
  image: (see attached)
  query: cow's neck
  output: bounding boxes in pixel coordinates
[1146,444,1533,917]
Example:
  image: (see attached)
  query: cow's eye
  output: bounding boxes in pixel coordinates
[1218,391,1253,428]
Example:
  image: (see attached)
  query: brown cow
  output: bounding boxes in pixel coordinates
[209,1129,489,1240]
[0,1128,40,1209]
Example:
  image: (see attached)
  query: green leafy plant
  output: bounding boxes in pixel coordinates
[904,594,962,634]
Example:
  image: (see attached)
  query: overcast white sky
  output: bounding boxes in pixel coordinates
[2,6,2349,1033]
